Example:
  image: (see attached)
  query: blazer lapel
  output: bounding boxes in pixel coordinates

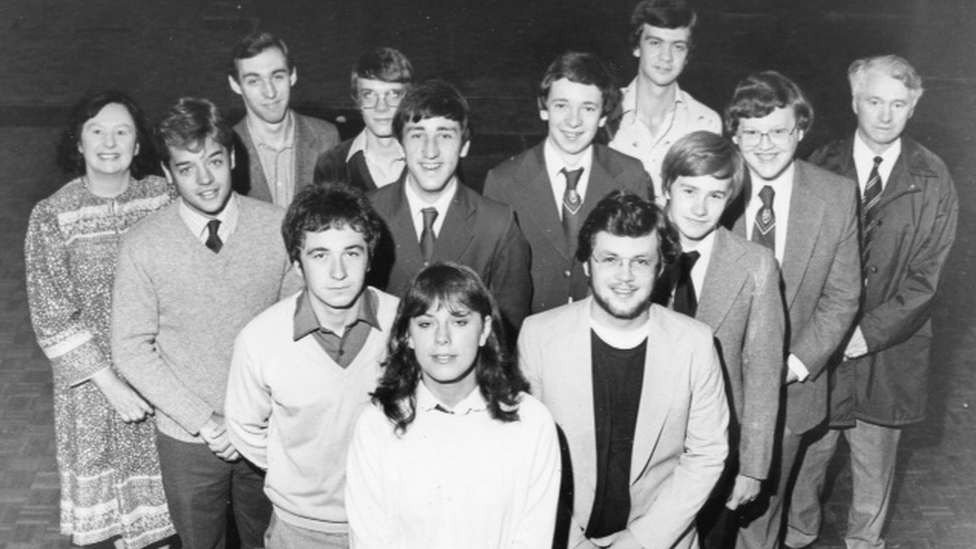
[631,306,681,483]
[513,144,570,259]
[781,164,825,308]
[561,303,599,507]
[432,185,476,262]
[293,115,318,184]
[389,183,426,276]
[696,228,748,331]
[580,147,620,227]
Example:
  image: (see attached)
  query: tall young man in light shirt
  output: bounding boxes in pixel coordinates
[225,184,399,549]
[368,80,531,339]
[785,55,958,549]
[724,71,862,549]
[653,131,785,549]
[112,97,301,549]
[484,51,651,315]
[520,191,729,549]
[314,47,413,191]
[229,31,339,206]
[608,0,722,205]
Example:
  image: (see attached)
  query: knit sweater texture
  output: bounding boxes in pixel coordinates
[112,196,301,442]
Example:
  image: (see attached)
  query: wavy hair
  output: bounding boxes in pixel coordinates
[371,263,527,435]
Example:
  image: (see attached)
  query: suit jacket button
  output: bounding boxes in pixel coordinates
[870,266,878,273]
[564,270,571,278]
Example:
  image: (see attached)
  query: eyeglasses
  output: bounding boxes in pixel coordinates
[737,126,798,147]
[358,89,405,109]
[591,254,656,274]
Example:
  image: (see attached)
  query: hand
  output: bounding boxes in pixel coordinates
[90,368,153,423]
[726,474,762,510]
[200,416,240,461]
[844,327,869,359]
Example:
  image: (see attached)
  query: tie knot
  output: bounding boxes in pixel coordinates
[759,185,775,207]
[562,167,584,190]
[206,219,221,237]
[873,156,883,167]
[421,207,438,228]
[679,250,700,270]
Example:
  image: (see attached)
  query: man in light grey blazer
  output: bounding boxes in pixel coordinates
[723,71,862,549]
[519,191,728,549]
[229,31,339,207]
[652,131,785,549]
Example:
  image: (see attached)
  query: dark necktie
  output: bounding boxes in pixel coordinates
[420,207,438,265]
[672,251,701,316]
[561,167,584,251]
[205,219,222,253]
[861,156,883,270]
[752,185,775,252]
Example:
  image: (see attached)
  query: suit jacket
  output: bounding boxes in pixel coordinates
[232,112,340,204]
[730,160,861,434]
[809,136,958,426]
[690,227,784,480]
[484,142,652,314]
[369,177,532,335]
[519,300,729,549]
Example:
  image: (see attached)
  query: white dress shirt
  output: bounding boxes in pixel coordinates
[544,139,594,219]
[853,131,900,194]
[178,192,240,245]
[404,178,457,240]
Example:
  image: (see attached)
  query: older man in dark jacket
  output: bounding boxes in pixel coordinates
[785,55,958,549]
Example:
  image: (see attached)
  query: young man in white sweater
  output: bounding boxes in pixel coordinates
[225,183,399,549]
[112,97,301,549]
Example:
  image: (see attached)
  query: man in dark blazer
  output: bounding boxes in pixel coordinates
[723,71,862,549]
[369,80,531,336]
[652,131,785,549]
[785,55,958,549]
[484,51,652,314]
[520,191,728,549]
[228,32,339,207]
[313,47,413,192]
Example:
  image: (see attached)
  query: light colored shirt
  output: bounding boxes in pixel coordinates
[347,130,405,189]
[684,229,716,303]
[853,131,901,193]
[544,138,594,219]
[744,162,795,265]
[345,383,561,549]
[404,178,456,240]
[590,310,654,350]
[178,192,240,245]
[742,163,809,381]
[610,81,722,205]
[248,111,297,206]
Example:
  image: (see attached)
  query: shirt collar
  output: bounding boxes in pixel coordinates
[247,109,296,151]
[416,381,487,415]
[346,129,405,162]
[854,131,901,180]
[589,313,652,349]
[620,78,687,116]
[293,287,381,341]
[178,192,239,240]
[683,226,716,256]
[543,137,594,179]
[750,161,796,198]
[404,176,457,221]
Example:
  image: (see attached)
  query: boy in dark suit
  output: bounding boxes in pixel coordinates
[484,51,652,314]
[314,47,414,191]
[369,80,531,337]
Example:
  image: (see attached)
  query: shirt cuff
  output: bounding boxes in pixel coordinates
[787,354,810,382]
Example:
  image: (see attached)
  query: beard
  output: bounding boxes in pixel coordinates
[591,284,652,321]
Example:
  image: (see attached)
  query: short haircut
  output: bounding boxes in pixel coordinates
[724,70,814,136]
[848,54,924,103]
[371,262,528,434]
[228,31,293,82]
[57,90,157,179]
[393,79,471,143]
[576,190,678,266]
[629,0,698,51]
[281,183,385,264]
[350,47,415,101]
[154,97,235,165]
[538,51,619,118]
[661,130,749,201]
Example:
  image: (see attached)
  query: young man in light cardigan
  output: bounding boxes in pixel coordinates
[112,97,301,549]
[225,183,399,549]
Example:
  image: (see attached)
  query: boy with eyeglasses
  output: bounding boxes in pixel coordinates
[314,48,414,192]
[724,71,861,549]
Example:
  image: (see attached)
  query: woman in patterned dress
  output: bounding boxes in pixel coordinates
[25,91,176,549]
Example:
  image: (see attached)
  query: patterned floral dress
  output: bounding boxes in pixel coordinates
[25,175,177,549]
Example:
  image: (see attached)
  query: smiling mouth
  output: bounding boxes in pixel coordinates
[419,162,442,171]
[430,354,457,363]
[199,189,221,200]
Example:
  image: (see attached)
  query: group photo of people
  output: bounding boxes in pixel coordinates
[14,0,969,548]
